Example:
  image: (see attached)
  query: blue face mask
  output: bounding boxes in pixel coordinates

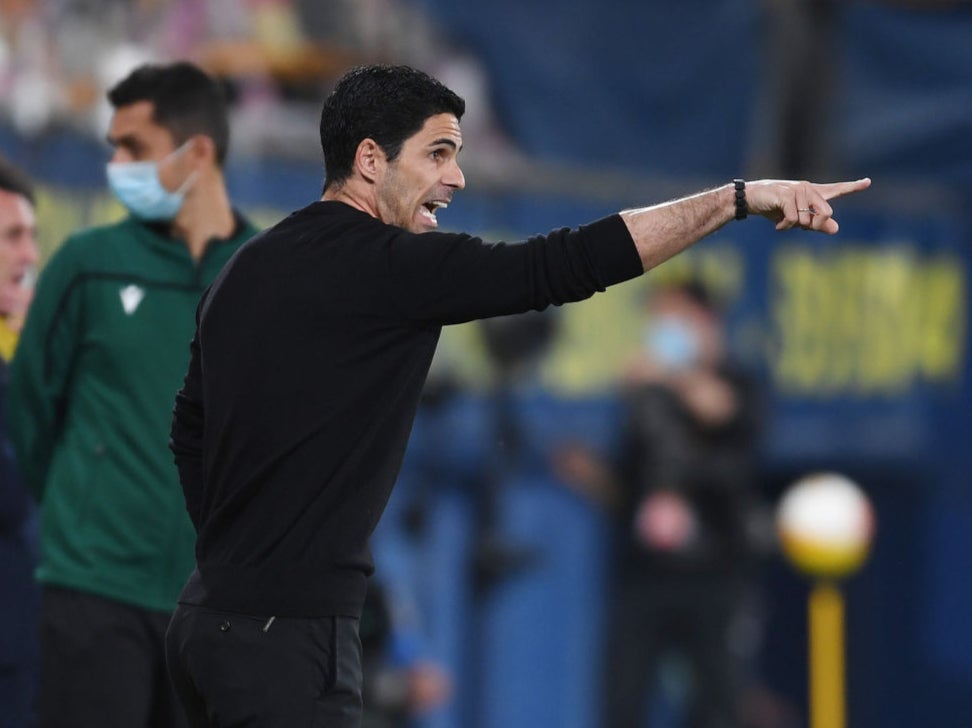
[643,316,701,370]
[106,143,196,221]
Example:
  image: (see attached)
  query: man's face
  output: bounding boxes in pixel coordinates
[646,288,723,368]
[375,113,465,233]
[106,100,192,192]
[0,187,38,317]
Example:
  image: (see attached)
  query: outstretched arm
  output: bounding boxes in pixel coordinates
[620,177,872,271]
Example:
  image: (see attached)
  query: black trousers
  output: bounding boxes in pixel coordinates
[36,586,186,728]
[165,604,363,728]
[603,576,745,728]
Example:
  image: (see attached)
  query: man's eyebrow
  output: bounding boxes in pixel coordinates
[429,138,462,152]
[106,133,136,148]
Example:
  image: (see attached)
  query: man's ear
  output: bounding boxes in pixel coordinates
[181,135,217,174]
[354,138,385,183]
[187,135,215,163]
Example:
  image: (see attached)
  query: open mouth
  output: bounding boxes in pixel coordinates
[419,200,448,226]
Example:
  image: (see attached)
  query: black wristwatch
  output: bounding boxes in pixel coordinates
[733,179,747,221]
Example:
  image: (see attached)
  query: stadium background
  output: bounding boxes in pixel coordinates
[2,1,971,726]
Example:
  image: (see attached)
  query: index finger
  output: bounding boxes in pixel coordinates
[815,177,872,201]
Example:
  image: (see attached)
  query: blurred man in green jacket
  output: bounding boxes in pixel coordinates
[8,61,258,728]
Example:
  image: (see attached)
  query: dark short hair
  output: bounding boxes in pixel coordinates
[653,278,722,314]
[108,61,231,166]
[0,155,35,205]
[320,65,465,192]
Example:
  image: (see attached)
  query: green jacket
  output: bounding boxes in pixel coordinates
[8,213,258,612]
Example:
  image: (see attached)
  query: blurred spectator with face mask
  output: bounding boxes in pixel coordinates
[557,279,769,728]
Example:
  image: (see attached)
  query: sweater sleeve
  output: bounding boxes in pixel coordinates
[7,240,85,500]
[170,300,206,531]
[382,214,642,325]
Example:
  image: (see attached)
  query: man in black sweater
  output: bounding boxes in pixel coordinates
[165,64,870,727]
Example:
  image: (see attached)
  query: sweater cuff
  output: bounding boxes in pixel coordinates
[578,214,644,288]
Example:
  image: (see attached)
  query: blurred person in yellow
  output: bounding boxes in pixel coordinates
[0,157,38,359]
[6,62,259,728]
[0,154,41,728]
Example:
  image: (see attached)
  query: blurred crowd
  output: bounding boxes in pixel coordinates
[0,0,517,162]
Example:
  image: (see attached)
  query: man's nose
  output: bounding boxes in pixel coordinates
[444,160,465,190]
[109,148,133,165]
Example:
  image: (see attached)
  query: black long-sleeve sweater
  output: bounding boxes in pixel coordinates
[170,200,642,617]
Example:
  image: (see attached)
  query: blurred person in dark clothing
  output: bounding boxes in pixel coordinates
[0,155,40,728]
[559,279,767,728]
